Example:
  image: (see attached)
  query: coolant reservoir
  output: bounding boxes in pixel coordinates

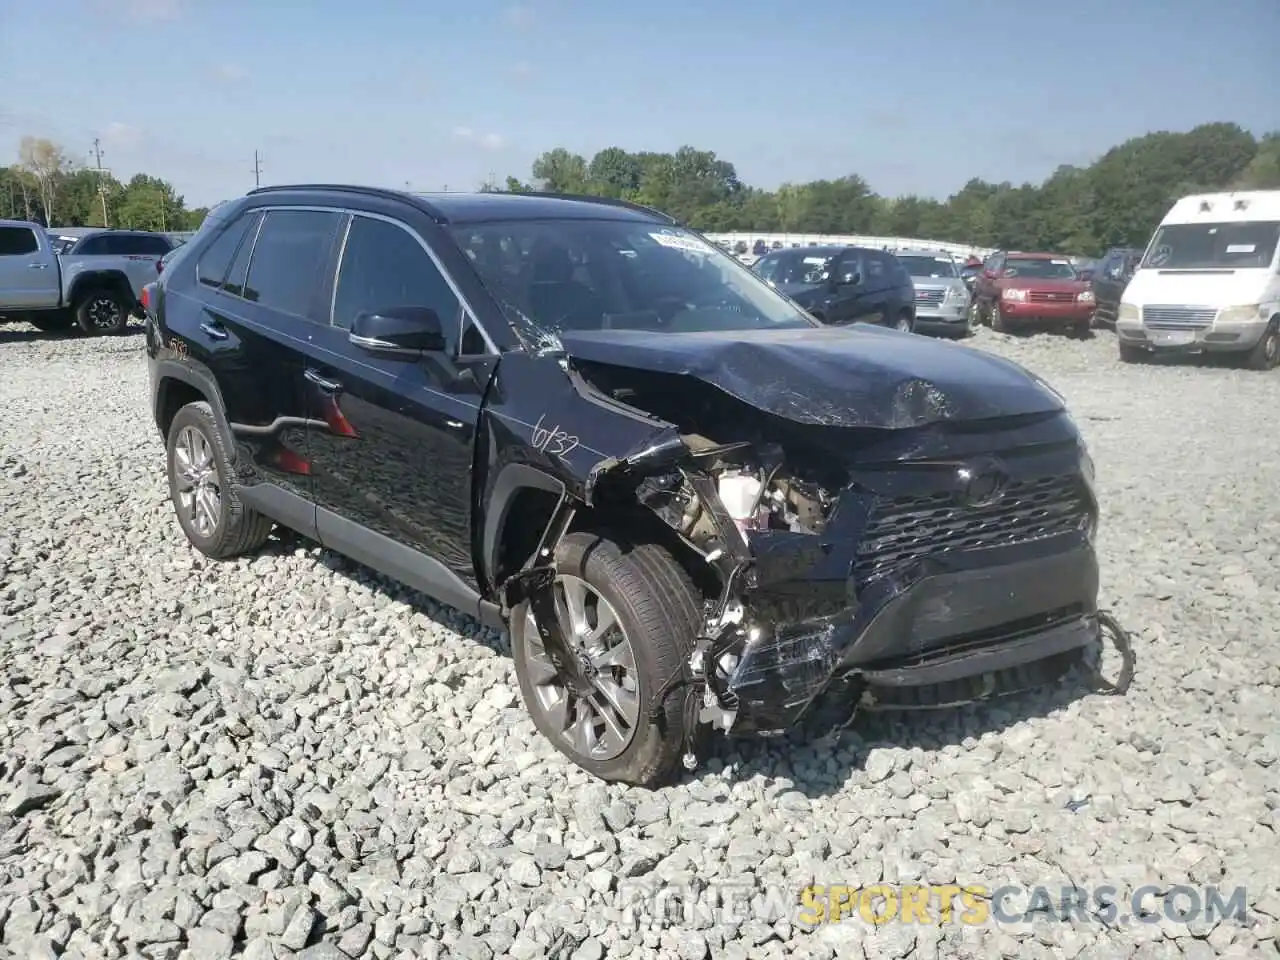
[717,473,764,532]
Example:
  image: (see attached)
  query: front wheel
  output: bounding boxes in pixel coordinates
[1118,342,1146,364]
[511,531,703,787]
[1245,322,1280,371]
[75,286,131,335]
[990,303,1009,332]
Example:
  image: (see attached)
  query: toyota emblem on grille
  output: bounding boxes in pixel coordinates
[954,461,1008,507]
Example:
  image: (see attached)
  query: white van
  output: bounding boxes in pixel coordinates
[1115,190,1280,369]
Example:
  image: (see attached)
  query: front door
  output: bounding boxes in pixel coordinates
[302,213,493,601]
[0,224,60,309]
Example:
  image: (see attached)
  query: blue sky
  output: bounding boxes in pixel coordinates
[3,0,1277,208]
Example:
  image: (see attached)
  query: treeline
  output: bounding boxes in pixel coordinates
[497,122,1280,256]
[1,137,208,232]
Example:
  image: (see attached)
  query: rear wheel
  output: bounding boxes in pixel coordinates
[990,304,1009,332]
[894,310,914,334]
[75,286,131,335]
[511,530,702,787]
[165,401,274,559]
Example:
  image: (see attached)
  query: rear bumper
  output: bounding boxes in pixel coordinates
[913,302,970,333]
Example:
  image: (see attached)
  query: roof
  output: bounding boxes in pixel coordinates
[0,219,42,229]
[245,185,678,225]
[1004,251,1067,259]
[1161,189,1280,225]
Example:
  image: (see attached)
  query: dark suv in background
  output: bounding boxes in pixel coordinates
[145,185,1102,787]
[750,244,917,332]
[1090,247,1143,328]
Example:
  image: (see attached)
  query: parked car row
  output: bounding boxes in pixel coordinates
[0,223,175,334]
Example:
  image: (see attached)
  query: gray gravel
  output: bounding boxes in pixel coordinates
[1,323,1278,959]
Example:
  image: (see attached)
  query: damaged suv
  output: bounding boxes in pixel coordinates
[146,186,1101,787]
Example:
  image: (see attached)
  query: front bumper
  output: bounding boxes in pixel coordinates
[999,299,1095,326]
[1116,316,1269,353]
[913,301,970,333]
[719,440,1099,735]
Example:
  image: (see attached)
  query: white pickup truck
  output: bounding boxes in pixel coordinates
[0,219,174,335]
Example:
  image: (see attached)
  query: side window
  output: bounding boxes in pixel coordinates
[863,252,888,282]
[197,215,255,290]
[0,226,39,256]
[241,210,342,317]
[223,213,263,299]
[74,235,109,255]
[109,234,172,256]
[331,216,461,344]
[460,316,488,355]
[753,255,778,282]
[837,251,863,284]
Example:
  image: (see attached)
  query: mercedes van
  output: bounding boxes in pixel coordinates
[1114,190,1280,369]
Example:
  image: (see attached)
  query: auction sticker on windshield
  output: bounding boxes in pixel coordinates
[650,231,715,255]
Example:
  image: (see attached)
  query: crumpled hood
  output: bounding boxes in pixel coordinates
[558,325,1065,429]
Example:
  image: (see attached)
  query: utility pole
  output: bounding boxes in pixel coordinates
[252,150,262,188]
[91,137,109,227]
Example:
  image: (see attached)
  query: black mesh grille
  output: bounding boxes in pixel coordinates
[854,474,1088,584]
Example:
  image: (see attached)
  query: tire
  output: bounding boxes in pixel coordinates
[511,530,703,788]
[165,401,274,560]
[991,303,1009,332]
[29,311,74,333]
[894,310,914,334]
[75,286,131,335]
[1244,322,1280,371]
[969,300,985,328]
[1118,342,1146,364]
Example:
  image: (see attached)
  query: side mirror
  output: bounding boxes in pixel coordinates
[982,268,997,279]
[350,306,446,357]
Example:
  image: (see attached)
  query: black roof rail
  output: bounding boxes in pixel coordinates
[528,192,681,225]
[245,183,448,221]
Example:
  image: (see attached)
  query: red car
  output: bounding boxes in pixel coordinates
[971,251,1095,335]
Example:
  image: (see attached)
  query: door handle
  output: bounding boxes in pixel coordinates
[445,419,464,430]
[28,263,49,269]
[304,368,342,392]
[199,321,228,340]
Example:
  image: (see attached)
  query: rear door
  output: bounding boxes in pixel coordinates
[301,212,495,601]
[0,225,60,308]
[193,207,344,513]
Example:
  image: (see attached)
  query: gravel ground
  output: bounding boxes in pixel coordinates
[0,322,1277,960]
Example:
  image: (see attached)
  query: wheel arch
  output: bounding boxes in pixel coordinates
[68,269,135,308]
[151,358,238,456]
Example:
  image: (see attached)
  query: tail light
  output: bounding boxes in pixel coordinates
[140,286,152,311]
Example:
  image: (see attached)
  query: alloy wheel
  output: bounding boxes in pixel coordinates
[895,314,912,333]
[521,575,641,762]
[173,425,221,538]
[88,296,123,331]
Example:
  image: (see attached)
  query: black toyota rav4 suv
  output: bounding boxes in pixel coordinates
[146,185,1101,787]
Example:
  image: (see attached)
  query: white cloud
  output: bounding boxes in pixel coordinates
[502,3,534,28]
[452,127,505,150]
[213,63,248,82]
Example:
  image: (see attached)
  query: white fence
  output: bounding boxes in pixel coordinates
[703,232,994,260]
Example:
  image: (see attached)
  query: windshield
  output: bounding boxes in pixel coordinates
[1142,220,1280,270]
[1002,257,1077,280]
[896,255,958,279]
[752,250,837,285]
[450,219,816,340]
